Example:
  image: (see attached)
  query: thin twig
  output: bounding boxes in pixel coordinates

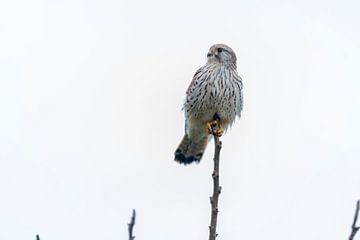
[349,200,360,240]
[208,120,222,240]
[128,209,136,240]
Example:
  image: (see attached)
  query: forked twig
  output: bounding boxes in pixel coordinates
[128,209,136,240]
[349,200,360,240]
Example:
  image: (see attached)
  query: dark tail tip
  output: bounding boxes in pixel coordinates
[174,149,202,165]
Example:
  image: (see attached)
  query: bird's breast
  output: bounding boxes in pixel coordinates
[185,64,242,125]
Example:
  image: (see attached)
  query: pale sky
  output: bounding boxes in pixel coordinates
[1,0,360,239]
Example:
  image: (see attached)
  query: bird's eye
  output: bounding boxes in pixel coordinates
[218,48,223,53]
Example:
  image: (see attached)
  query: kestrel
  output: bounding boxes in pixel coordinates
[174,44,243,165]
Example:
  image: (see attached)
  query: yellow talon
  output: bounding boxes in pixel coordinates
[207,121,224,137]
[207,122,213,134]
[215,127,224,137]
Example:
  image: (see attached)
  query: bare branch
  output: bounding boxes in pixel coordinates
[349,200,360,240]
[128,209,136,240]
[208,120,222,240]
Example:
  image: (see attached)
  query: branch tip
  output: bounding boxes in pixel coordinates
[349,200,360,240]
[128,209,136,240]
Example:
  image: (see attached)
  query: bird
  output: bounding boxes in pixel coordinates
[174,44,243,165]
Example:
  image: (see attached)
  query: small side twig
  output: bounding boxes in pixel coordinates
[208,120,222,240]
[128,209,136,240]
[349,200,360,240]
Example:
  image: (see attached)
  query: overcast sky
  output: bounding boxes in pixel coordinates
[1,0,360,239]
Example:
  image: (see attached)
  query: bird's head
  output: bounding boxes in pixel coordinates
[207,44,237,65]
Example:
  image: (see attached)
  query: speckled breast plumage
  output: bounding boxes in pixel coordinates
[184,63,243,129]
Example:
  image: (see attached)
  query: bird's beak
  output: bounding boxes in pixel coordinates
[207,52,214,57]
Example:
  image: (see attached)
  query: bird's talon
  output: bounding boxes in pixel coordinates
[207,122,212,134]
[215,127,224,137]
[207,121,224,137]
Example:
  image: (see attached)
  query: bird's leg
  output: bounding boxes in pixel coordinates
[207,113,224,137]
[207,121,216,134]
[207,121,224,137]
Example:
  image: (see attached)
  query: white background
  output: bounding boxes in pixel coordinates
[1,0,360,239]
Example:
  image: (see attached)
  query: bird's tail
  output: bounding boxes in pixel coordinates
[174,134,209,165]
